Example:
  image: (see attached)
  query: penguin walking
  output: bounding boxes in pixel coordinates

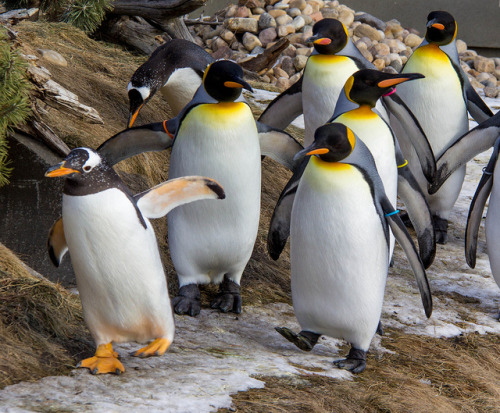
[258,18,429,156]
[98,60,303,317]
[272,123,432,373]
[393,10,493,244]
[127,39,214,127]
[465,137,500,318]
[46,147,225,374]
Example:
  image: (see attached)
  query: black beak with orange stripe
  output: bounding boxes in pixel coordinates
[425,10,457,45]
[307,18,349,55]
[128,89,146,128]
[294,123,355,163]
[345,69,425,107]
[203,60,253,102]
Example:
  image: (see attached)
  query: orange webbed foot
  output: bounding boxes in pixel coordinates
[132,338,171,358]
[77,343,125,375]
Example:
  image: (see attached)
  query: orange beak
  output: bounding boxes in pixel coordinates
[45,164,80,177]
[306,148,329,156]
[431,23,445,30]
[128,104,143,128]
[314,38,332,46]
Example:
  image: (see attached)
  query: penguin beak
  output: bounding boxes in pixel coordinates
[313,38,332,46]
[224,78,253,93]
[378,73,425,89]
[128,89,146,128]
[45,162,80,177]
[427,19,444,30]
[128,104,143,128]
[294,145,329,161]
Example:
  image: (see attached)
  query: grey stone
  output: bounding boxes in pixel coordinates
[242,32,262,51]
[280,55,296,76]
[291,15,305,30]
[225,17,259,34]
[353,23,384,42]
[288,7,302,17]
[294,54,308,70]
[259,27,278,46]
[276,14,293,26]
[404,33,422,48]
[258,13,276,30]
[484,86,499,98]
[37,49,67,67]
[354,12,386,31]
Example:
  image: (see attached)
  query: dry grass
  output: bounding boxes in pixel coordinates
[221,330,500,413]
[0,243,92,389]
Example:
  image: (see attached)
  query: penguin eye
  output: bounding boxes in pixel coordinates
[83,165,92,172]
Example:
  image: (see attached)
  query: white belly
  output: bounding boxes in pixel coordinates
[168,102,262,285]
[290,159,389,350]
[302,55,359,147]
[486,163,500,288]
[160,68,202,116]
[63,189,174,345]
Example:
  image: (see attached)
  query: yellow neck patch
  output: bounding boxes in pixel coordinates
[341,105,378,120]
[413,43,450,64]
[310,155,352,171]
[309,54,350,65]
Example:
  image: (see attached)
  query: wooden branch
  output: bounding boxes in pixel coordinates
[184,19,224,26]
[111,0,206,20]
[239,38,290,73]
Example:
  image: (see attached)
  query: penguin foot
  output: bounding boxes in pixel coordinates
[77,343,125,375]
[433,216,448,245]
[275,327,320,352]
[132,337,171,358]
[210,275,242,314]
[334,347,367,374]
[173,284,201,316]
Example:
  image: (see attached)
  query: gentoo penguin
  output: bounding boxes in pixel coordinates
[272,123,432,373]
[464,137,500,318]
[258,18,429,154]
[329,69,435,267]
[127,39,214,127]
[98,60,303,316]
[46,147,225,374]
[393,10,494,244]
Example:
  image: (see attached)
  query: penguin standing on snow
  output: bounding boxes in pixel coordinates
[271,123,432,373]
[46,147,225,374]
[97,59,303,317]
[393,10,493,244]
[127,39,214,127]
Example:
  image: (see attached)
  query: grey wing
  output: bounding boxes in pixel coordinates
[430,111,500,194]
[258,76,303,129]
[380,197,432,318]
[98,120,176,166]
[257,121,303,171]
[383,93,436,182]
[465,139,499,268]
[268,159,308,260]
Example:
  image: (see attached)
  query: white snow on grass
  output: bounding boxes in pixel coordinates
[1,94,499,413]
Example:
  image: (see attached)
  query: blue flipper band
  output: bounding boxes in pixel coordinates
[385,209,400,217]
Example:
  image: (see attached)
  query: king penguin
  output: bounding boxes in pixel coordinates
[271,123,432,373]
[46,147,225,374]
[393,10,493,244]
[258,18,428,152]
[127,39,214,127]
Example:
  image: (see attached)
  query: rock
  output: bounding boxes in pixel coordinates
[294,54,308,70]
[383,38,406,54]
[242,32,262,51]
[354,12,386,31]
[282,44,297,57]
[212,45,233,60]
[353,23,384,42]
[261,74,271,82]
[37,49,67,67]
[289,72,302,84]
[320,7,337,19]
[456,39,467,54]
[370,42,390,58]
[382,66,398,74]
[302,25,313,40]
[258,13,276,30]
[373,58,385,70]
[193,35,204,47]
[268,9,286,18]
[204,26,223,41]
[296,47,312,55]
[385,19,404,39]
[211,37,228,52]
[253,7,266,14]
[288,7,302,17]
[474,56,495,74]
[276,14,293,26]
[337,9,354,27]
[470,78,485,89]
[290,0,307,10]
[280,55,296,76]
[259,27,278,46]
[277,24,295,37]
[484,86,499,98]
[239,0,264,8]
[251,45,266,55]
[388,54,403,72]
[221,30,235,44]
[404,33,422,48]
[493,57,500,67]
[494,69,500,81]
[301,3,313,15]
[291,15,305,30]
[274,66,289,78]
[225,4,239,18]
[225,17,259,33]
[359,48,373,62]
[235,6,250,18]
[476,72,494,83]
[276,77,290,89]
[274,1,290,10]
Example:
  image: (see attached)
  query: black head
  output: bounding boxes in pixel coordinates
[425,11,457,45]
[344,69,425,106]
[295,123,356,163]
[127,87,148,128]
[308,18,349,55]
[202,60,253,102]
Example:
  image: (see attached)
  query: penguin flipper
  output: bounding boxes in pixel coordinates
[267,159,308,260]
[97,120,177,166]
[258,77,303,129]
[430,111,500,194]
[382,198,432,318]
[383,93,436,182]
[47,217,68,267]
[135,176,225,219]
[466,83,494,123]
[257,122,303,171]
[465,139,499,268]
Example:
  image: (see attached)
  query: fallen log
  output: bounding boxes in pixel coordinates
[239,38,290,73]
[111,0,206,20]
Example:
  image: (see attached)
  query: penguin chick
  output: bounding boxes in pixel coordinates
[272,123,432,373]
[46,147,224,374]
[127,39,214,127]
